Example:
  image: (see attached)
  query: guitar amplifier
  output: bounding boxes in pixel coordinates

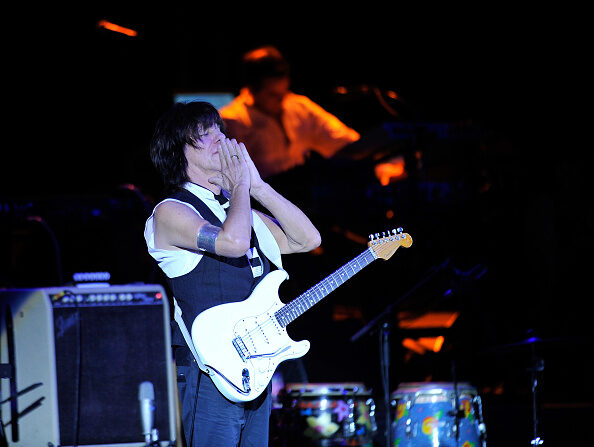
[0,283,177,447]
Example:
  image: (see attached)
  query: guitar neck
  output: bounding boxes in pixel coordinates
[274,248,377,328]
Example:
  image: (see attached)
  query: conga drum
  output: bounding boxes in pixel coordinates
[391,382,486,447]
[282,382,377,446]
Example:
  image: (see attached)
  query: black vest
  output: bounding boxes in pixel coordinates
[166,188,272,355]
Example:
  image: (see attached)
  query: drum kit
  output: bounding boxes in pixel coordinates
[270,380,487,447]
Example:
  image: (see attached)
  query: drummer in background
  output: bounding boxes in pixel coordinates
[220,45,360,179]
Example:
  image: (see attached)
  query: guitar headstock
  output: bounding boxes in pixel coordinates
[368,227,413,260]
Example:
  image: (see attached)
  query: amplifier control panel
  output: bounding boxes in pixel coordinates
[48,284,166,307]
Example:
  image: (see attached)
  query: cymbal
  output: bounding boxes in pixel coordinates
[482,335,585,353]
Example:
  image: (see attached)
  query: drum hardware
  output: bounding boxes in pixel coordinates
[448,360,482,446]
[474,395,487,444]
[451,361,462,445]
[404,417,412,435]
[484,331,555,446]
[528,350,545,446]
[380,321,391,446]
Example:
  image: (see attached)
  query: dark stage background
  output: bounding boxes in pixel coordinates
[2,6,592,447]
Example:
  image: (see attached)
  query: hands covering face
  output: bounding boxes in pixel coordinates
[208,137,266,194]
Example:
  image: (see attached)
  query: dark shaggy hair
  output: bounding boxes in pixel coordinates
[150,101,225,192]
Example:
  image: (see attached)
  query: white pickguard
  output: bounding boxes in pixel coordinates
[191,269,310,403]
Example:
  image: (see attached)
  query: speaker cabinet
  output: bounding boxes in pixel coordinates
[1,284,176,446]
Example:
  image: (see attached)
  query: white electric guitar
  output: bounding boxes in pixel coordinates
[191,228,412,402]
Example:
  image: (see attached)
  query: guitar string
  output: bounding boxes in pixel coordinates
[236,250,369,347]
[278,249,375,325]
[268,234,405,330]
[235,248,377,348]
[238,234,405,343]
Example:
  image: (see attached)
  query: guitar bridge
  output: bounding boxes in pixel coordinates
[232,336,250,362]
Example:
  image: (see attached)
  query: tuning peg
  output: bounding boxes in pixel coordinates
[375,233,380,239]
[397,227,403,234]
[369,234,374,240]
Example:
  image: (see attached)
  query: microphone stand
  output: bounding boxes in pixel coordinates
[0,363,10,447]
[528,343,545,446]
[2,305,18,444]
[0,422,6,447]
[350,259,451,447]
[379,321,390,447]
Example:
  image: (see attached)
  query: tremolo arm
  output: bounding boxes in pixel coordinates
[232,335,290,361]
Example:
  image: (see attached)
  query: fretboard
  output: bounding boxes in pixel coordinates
[274,248,377,328]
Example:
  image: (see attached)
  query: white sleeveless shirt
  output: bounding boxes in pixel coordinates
[144,182,283,278]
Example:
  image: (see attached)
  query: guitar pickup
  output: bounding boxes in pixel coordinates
[232,336,250,362]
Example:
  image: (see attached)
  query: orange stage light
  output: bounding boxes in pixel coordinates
[332,304,364,322]
[374,156,406,186]
[402,336,445,355]
[331,225,368,245]
[311,246,324,256]
[402,337,426,355]
[398,311,460,329]
[97,20,138,37]
[247,48,271,60]
[419,335,445,352]
[385,90,400,100]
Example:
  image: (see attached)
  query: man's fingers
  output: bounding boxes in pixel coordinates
[217,142,228,172]
[222,138,245,166]
[228,139,243,163]
[237,142,248,160]
[239,142,252,163]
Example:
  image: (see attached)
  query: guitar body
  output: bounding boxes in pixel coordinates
[191,229,412,403]
[191,269,310,403]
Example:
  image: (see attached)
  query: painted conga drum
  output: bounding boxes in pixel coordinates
[391,382,486,447]
[283,382,378,446]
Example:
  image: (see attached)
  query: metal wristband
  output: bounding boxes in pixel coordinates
[196,224,221,253]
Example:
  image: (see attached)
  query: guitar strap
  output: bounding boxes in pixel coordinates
[173,297,213,376]
[169,185,283,375]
